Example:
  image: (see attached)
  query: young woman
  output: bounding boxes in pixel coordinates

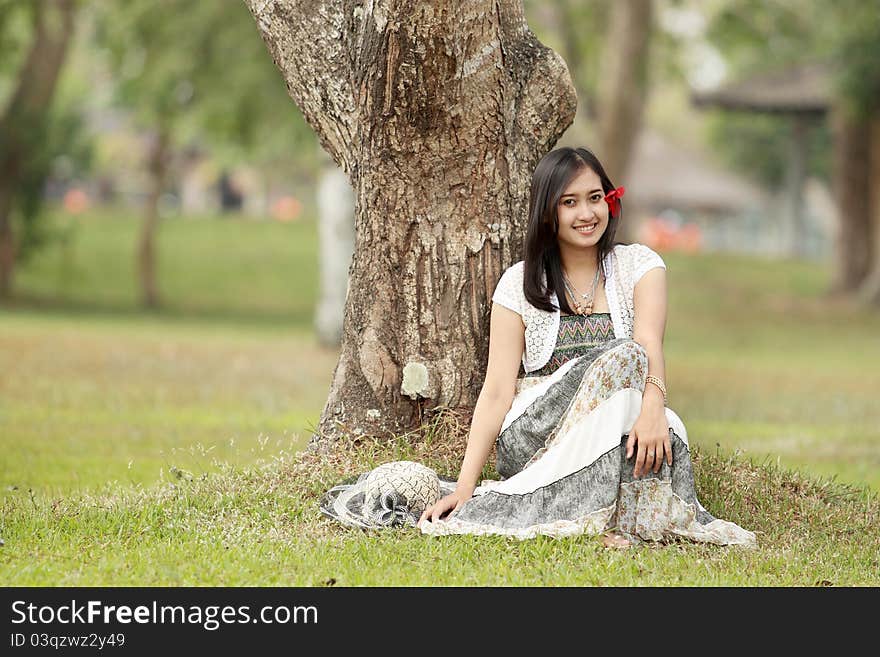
[418,147,754,547]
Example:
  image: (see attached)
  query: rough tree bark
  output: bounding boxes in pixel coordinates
[244,0,577,442]
[0,0,76,300]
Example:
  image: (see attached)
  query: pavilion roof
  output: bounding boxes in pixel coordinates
[626,130,768,214]
[691,63,832,115]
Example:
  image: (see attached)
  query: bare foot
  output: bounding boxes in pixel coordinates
[601,533,632,549]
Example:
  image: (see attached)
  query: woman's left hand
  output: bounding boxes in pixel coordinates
[626,406,672,478]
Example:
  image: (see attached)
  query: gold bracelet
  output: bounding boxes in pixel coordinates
[645,375,667,404]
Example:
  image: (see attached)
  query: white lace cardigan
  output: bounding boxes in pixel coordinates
[491,243,666,374]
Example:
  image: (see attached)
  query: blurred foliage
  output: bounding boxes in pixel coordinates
[525,0,611,114]
[705,0,818,71]
[704,0,880,187]
[13,102,92,265]
[524,0,690,119]
[0,0,30,87]
[707,0,880,118]
[0,0,89,266]
[93,0,318,177]
[830,0,880,118]
[526,0,877,191]
[2,0,874,260]
[705,113,831,188]
[1,0,323,270]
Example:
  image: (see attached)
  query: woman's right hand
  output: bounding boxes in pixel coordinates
[418,488,473,525]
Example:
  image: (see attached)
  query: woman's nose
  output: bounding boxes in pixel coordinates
[579,203,596,219]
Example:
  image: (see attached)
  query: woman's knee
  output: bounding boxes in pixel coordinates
[621,339,646,355]
[584,340,649,386]
[607,339,648,363]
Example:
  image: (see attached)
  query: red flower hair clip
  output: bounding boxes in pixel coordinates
[604,186,625,218]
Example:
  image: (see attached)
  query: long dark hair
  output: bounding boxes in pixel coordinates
[523,147,623,313]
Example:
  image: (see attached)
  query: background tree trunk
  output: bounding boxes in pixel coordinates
[314,147,355,347]
[0,0,76,300]
[139,129,170,309]
[547,0,598,122]
[829,104,872,294]
[856,113,880,304]
[782,116,810,258]
[595,0,653,243]
[595,0,652,183]
[245,0,577,442]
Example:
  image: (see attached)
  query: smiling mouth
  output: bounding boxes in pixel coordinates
[574,223,598,233]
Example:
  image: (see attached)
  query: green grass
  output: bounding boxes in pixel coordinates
[662,251,880,492]
[13,206,319,323]
[0,310,338,496]
[2,207,329,496]
[1,434,877,585]
[1,210,879,585]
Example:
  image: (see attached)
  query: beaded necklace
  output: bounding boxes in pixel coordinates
[562,267,602,315]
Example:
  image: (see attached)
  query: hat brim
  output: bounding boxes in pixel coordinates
[320,471,457,530]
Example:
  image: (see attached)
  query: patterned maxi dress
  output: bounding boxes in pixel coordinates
[420,311,756,546]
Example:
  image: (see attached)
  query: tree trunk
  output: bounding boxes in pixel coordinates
[548,0,598,122]
[595,0,652,184]
[595,0,652,243]
[314,148,355,347]
[829,104,872,294]
[782,116,809,258]
[856,113,880,304]
[245,0,577,441]
[139,129,170,309]
[0,161,16,299]
[0,0,76,300]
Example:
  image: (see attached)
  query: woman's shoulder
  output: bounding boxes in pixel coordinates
[497,260,525,285]
[610,243,666,284]
[611,242,663,260]
[504,260,525,275]
[492,260,526,311]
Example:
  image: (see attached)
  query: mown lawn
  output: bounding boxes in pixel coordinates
[2,208,329,497]
[1,209,878,585]
[2,431,877,586]
[663,251,880,492]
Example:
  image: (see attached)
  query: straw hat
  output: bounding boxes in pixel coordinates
[320,461,456,529]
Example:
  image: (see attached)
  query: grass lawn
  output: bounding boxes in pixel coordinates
[2,207,330,497]
[1,208,878,585]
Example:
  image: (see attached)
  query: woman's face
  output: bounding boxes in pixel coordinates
[553,167,609,252]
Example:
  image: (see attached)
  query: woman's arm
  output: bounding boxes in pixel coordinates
[419,302,524,524]
[629,267,671,477]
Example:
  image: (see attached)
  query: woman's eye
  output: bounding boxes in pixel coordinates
[590,195,602,202]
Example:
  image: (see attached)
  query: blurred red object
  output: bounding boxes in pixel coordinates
[640,216,702,253]
[271,195,302,222]
[63,188,89,215]
[678,223,702,253]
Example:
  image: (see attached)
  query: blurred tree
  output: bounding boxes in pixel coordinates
[314,146,354,348]
[96,0,315,308]
[0,0,77,299]
[704,0,880,301]
[595,0,654,186]
[539,0,610,122]
[245,0,577,441]
[529,0,664,242]
[832,2,880,304]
